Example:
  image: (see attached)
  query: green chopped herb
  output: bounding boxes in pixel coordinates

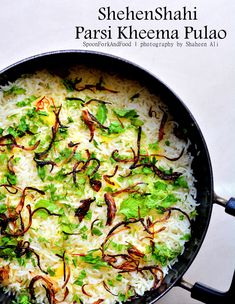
[96,103,108,124]
[3,86,26,96]
[107,279,114,287]
[110,241,127,252]
[17,257,27,266]
[62,78,79,92]
[80,225,88,233]
[180,233,191,241]
[34,199,56,214]
[7,126,19,138]
[161,194,178,208]
[179,214,184,221]
[113,108,138,119]
[142,166,152,175]
[0,153,8,165]
[93,139,100,149]
[31,258,36,267]
[84,209,92,220]
[54,168,66,181]
[174,176,188,189]
[148,141,158,150]
[67,116,74,123]
[38,236,49,244]
[18,116,29,134]
[91,227,103,236]
[0,203,7,213]
[73,151,85,162]
[165,140,170,146]
[153,181,168,191]
[108,121,124,134]
[37,166,46,181]
[0,127,4,135]
[38,111,48,116]
[47,267,56,276]
[152,244,181,266]
[74,270,87,286]
[0,191,6,201]
[80,252,108,269]
[59,147,72,160]
[12,293,31,304]
[13,157,21,164]
[118,293,127,302]
[190,210,198,219]
[119,193,157,219]
[72,294,82,303]
[72,256,78,267]
[4,172,17,185]
[116,274,123,281]
[0,236,18,247]
[26,107,37,119]
[130,117,144,127]
[16,95,37,107]
[104,186,113,193]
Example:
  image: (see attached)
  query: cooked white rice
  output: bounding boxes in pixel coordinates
[0,67,197,304]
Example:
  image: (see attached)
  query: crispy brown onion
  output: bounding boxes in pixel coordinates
[29,275,69,304]
[92,300,104,304]
[165,207,191,225]
[111,149,135,163]
[131,163,181,181]
[140,147,185,162]
[75,77,118,94]
[7,155,15,174]
[0,265,9,284]
[158,107,168,142]
[87,111,109,130]
[129,127,142,169]
[14,240,48,274]
[130,92,140,101]
[140,266,164,289]
[127,243,145,259]
[64,142,80,164]
[83,98,112,106]
[0,184,19,194]
[81,284,92,297]
[103,165,118,186]
[112,182,146,197]
[89,178,102,192]
[102,281,118,296]
[0,134,40,151]
[33,158,57,172]
[101,218,142,255]
[82,110,95,142]
[1,205,32,237]
[82,109,108,142]
[75,197,96,222]
[15,186,45,215]
[148,106,157,118]
[86,158,101,177]
[104,193,117,226]
[90,219,100,236]
[29,275,55,303]
[1,202,60,237]
[31,207,61,218]
[34,104,64,163]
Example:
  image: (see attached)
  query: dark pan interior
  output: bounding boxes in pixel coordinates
[0,51,213,303]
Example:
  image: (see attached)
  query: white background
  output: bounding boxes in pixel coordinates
[0,0,235,303]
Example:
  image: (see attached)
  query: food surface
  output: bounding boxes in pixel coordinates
[0,67,197,304]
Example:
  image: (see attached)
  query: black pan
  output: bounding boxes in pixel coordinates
[0,50,234,304]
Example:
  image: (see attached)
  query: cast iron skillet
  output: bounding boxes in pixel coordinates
[0,50,234,304]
